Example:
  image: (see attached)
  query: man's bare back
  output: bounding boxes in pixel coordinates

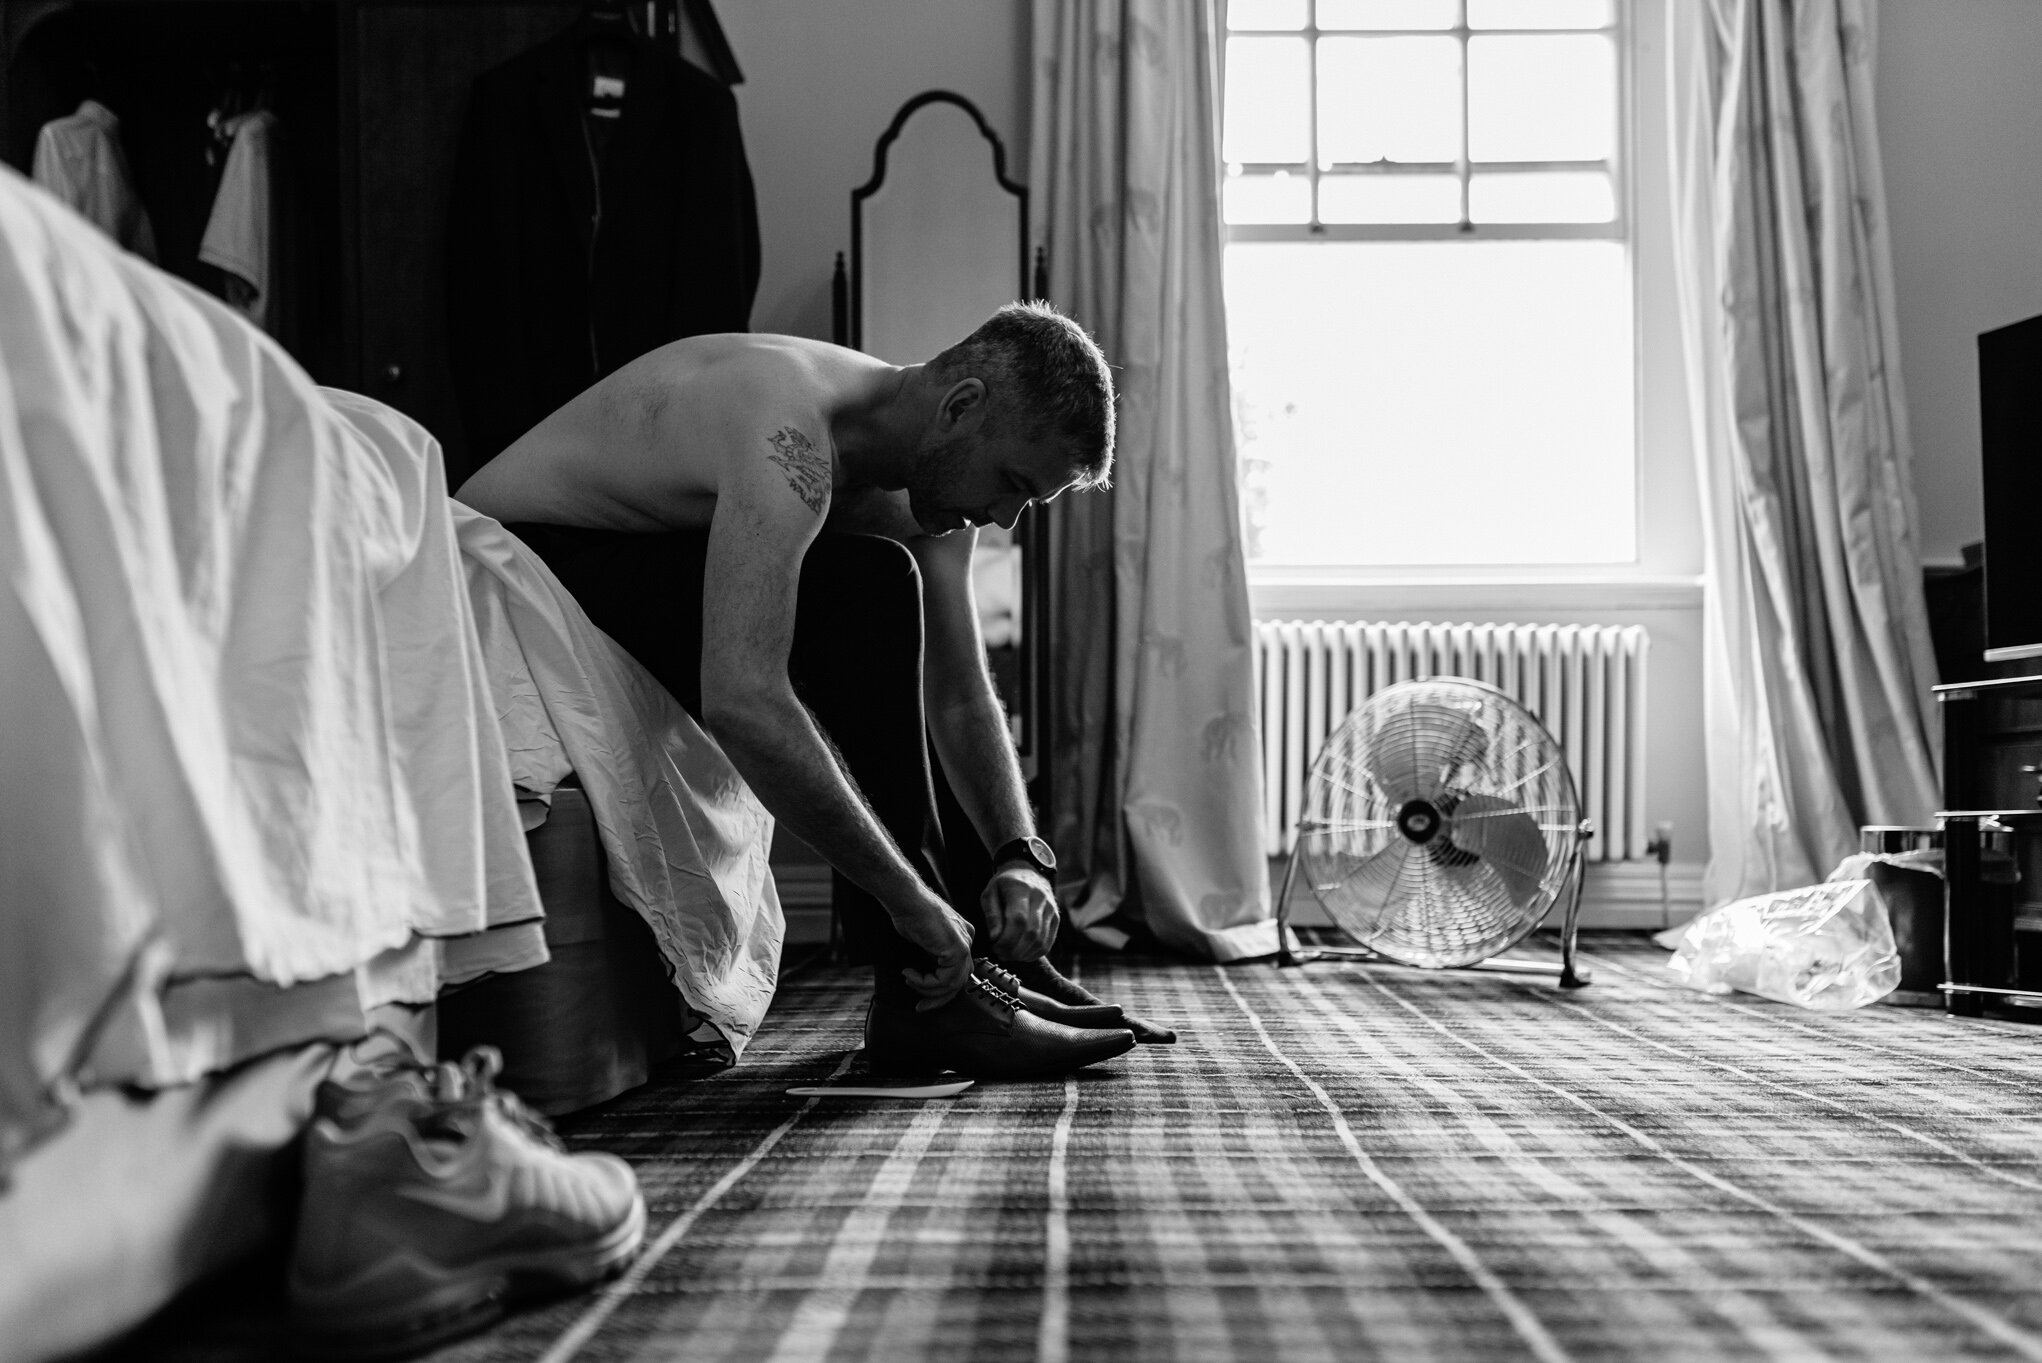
[455,333,921,540]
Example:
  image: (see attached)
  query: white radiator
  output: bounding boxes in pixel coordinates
[1254,621,1649,863]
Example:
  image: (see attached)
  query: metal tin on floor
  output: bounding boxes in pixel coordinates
[1862,826,1941,855]
[1860,826,1946,1005]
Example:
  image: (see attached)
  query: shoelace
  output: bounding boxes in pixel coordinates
[430,1046,567,1152]
[975,959,1026,998]
[342,1044,562,1154]
[971,974,1026,1013]
[318,1037,439,1116]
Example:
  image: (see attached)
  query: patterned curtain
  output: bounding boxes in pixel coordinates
[1666,0,1941,906]
[1028,0,1274,961]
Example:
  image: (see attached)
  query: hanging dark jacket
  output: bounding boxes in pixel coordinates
[447,26,759,466]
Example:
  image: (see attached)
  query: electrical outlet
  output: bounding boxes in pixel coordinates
[1645,821,1674,865]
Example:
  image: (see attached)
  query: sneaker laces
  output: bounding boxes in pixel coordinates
[320,1038,564,1152]
[430,1046,566,1153]
[317,1034,439,1120]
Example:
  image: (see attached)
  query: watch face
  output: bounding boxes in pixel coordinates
[1000,836,1057,874]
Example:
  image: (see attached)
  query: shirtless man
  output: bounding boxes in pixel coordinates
[457,302,1164,1078]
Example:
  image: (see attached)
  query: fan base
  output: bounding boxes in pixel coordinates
[1279,940,1590,988]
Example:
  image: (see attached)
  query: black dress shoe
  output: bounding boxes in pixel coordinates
[974,959,1124,1029]
[998,958,1179,1045]
[864,976,1136,1080]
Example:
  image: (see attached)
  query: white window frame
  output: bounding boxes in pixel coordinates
[1228,0,1702,618]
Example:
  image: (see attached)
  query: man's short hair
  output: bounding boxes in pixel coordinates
[927,301,1115,488]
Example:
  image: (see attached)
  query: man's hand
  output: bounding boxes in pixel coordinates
[980,865,1059,961]
[893,896,975,1009]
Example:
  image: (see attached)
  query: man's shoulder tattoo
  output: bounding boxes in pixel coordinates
[764,427,830,514]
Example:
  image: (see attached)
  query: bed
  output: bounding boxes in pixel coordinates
[0,161,780,1360]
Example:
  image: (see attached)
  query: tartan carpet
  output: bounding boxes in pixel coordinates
[132,934,2042,1361]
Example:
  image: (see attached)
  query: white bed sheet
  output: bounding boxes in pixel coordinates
[0,166,545,1173]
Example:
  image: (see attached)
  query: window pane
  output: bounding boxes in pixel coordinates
[1318,36,1461,165]
[1225,241,1635,565]
[1317,0,1456,29]
[1468,35,1615,162]
[1225,37,1311,163]
[1225,171,1313,224]
[1470,170,1613,222]
[1230,0,1308,28]
[1468,0,1612,28]
[1319,174,1461,223]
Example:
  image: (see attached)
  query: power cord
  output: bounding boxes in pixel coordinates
[1645,822,1675,931]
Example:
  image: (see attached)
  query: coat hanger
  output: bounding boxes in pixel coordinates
[250,61,278,115]
[75,53,110,110]
[572,0,639,46]
[574,1,638,119]
[204,61,276,167]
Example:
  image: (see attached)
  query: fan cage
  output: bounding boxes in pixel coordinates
[1295,677,1582,968]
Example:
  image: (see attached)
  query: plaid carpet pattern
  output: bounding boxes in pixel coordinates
[130,934,2042,1361]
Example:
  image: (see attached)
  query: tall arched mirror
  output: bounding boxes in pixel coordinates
[849,92,1025,363]
[837,91,1044,776]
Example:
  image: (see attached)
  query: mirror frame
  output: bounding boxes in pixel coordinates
[848,89,1029,352]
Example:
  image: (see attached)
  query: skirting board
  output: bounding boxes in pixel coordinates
[777,858,1708,952]
[1269,857,1707,933]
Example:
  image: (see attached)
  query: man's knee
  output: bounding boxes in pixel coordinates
[800,534,923,629]
[808,532,919,585]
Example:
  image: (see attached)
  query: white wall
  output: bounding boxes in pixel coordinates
[723,2,1708,931]
[718,0,1032,342]
[1880,0,2042,566]
[718,1,1030,939]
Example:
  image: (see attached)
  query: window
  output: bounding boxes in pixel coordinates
[1223,0,1635,570]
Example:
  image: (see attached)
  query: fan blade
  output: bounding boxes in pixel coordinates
[1382,849,1511,964]
[1445,793,1549,910]
[1363,697,1490,802]
[1315,839,1412,926]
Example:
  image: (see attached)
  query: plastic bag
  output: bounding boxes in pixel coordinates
[1666,878,1900,1009]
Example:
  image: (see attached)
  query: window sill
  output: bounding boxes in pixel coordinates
[1248,573,1704,617]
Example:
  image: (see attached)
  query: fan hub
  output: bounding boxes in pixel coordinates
[1395,799,1442,845]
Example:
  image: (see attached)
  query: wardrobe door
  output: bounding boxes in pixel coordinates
[349,3,576,488]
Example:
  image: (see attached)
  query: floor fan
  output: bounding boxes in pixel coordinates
[1274,677,1593,987]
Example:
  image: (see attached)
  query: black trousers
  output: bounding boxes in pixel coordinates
[505,524,993,984]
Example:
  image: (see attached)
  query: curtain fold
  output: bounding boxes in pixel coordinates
[1666,0,1941,907]
[1029,0,1274,961]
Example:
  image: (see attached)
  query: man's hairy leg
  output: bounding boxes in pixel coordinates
[785,534,987,992]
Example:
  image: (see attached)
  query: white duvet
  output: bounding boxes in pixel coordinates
[0,165,779,1174]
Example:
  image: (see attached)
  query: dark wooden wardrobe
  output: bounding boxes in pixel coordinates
[1,0,715,490]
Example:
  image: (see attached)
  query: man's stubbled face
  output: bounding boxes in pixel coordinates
[906,434,977,535]
[906,428,1077,536]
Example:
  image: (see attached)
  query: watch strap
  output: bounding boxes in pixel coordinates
[992,836,1054,877]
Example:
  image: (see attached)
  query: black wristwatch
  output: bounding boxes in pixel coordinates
[992,835,1056,879]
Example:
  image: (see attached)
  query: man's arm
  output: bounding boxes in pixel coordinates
[909,530,1058,960]
[699,421,973,1004]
